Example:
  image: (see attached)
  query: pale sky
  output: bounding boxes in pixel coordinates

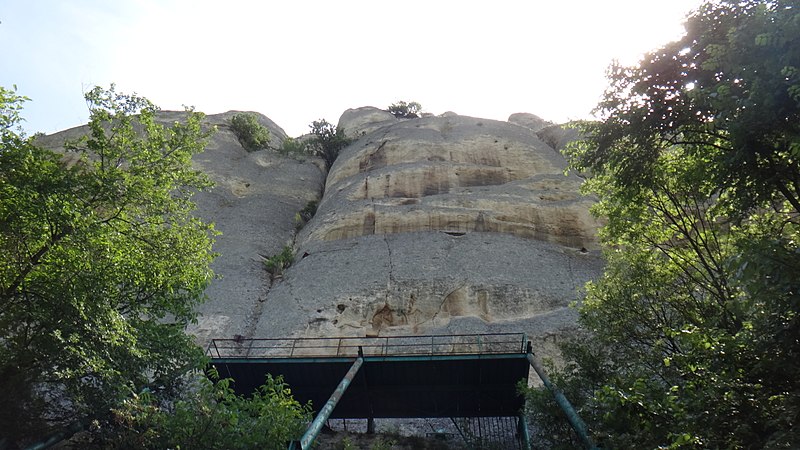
[1,0,703,138]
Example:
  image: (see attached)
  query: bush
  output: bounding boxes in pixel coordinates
[336,436,356,450]
[105,370,311,449]
[230,113,270,151]
[294,199,319,231]
[280,137,307,155]
[307,119,352,170]
[299,200,318,222]
[263,245,294,278]
[519,338,608,449]
[370,437,397,450]
[387,101,422,118]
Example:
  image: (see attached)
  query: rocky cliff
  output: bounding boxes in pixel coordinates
[42,107,603,358]
[249,108,602,356]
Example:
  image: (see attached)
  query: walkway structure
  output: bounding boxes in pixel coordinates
[207,333,595,449]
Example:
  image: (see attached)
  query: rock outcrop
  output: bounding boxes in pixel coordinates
[41,106,602,357]
[253,108,602,354]
[38,111,327,346]
[507,112,552,132]
[183,112,325,344]
[306,110,597,249]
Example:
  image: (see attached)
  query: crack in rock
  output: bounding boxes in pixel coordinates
[425,281,467,327]
[383,233,395,289]
[242,287,269,338]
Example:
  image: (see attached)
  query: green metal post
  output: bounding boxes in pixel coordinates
[518,414,531,450]
[294,350,364,450]
[526,343,597,450]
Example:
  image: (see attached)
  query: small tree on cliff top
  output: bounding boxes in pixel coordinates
[306,118,351,170]
[387,100,422,118]
[229,112,271,151]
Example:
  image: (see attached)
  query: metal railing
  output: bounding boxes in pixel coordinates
[207,333,527,359]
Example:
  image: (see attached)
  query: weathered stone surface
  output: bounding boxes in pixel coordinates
[508,112,552,132]
[187,113,325,346]
[338,106,398,138]
[255,110,603,353]
[41,106,601,359]
[536,123,583,151]
[255,232,601,342]
[39,111,326,349]
[302,114,598,250]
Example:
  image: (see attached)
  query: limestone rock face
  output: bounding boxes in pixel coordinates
[507,112,552,132]
[338,106,398,138]
[255,232,602,342]
[255,109,602,353]
[185,112,325,344]
[536,123,583,152]
[40,107,600,356]
[39,111,327,347]
[302,114,598,250]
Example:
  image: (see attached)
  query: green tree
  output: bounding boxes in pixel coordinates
[230,112,271,151]
[307,119,352,170]
[577,0,800,218]
[0,85,216,443]
[387,100,422,119]
[105,370,312,449]
[526,1,800,448]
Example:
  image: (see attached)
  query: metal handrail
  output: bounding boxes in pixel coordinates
[207,333,526,359]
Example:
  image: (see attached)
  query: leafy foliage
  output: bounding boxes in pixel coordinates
[528,1,800,448]
[370,437,397,450]
[336,436,357,450]
[573,0,800,219]
[230,112,271,151]
[0,85,29,132]
[294,199,319,231]
[0,85,216,442]
[519,340,612,449]
[299,199,318,222]
[280,136,307,156]
[307,119,352,170]
[263,245,294,279]
[387,100,422,119]
[105,370,312,449]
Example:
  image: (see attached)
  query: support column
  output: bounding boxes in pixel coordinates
[367,417,375,434]
[526,342,597,450]
[289,348,365,450]
[518,415,531,450]
[363,350,376,434]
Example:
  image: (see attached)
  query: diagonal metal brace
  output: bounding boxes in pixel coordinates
[289,347,365,450]
[526,342,598,450]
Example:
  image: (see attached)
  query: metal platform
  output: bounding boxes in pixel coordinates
[207,333,530,418]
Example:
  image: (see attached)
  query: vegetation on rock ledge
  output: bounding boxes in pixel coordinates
[230,112,271,151]
[263,245,295,280]
[387,100,422,119]
[307,119,352,170]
